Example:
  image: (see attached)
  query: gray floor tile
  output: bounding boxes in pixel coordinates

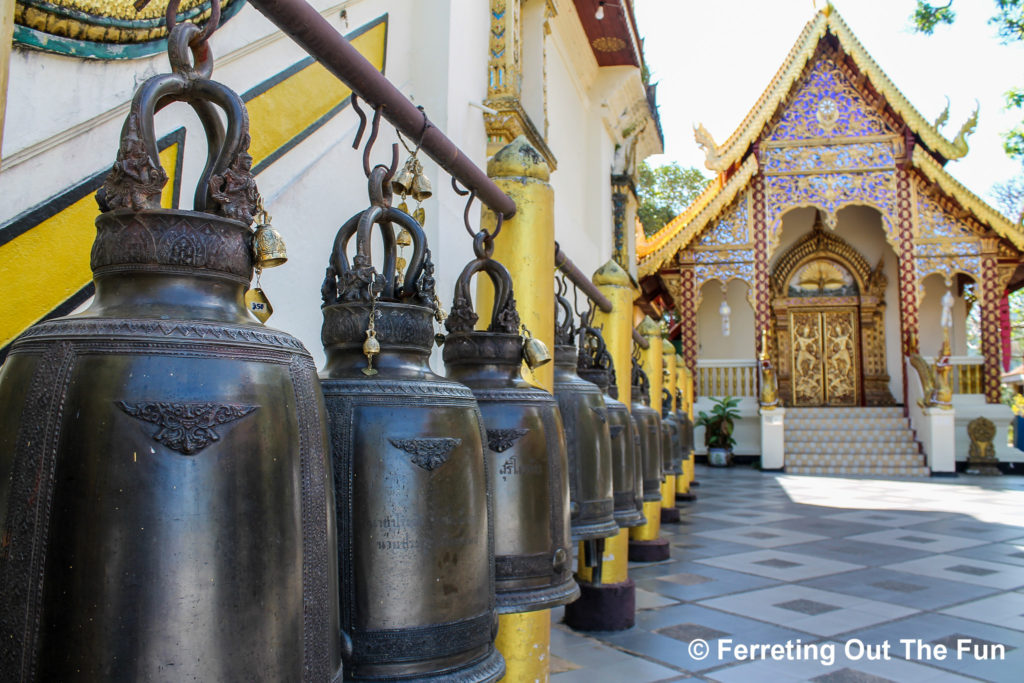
[552,465,1024,682]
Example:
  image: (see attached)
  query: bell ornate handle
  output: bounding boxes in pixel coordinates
[97,22,257,225]
[445,243,520,335]
[554,289,577,347]
[323,166,430,306]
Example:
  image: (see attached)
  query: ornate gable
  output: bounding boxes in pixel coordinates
[765,56,896,144]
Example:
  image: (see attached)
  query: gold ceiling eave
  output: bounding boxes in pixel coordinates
[699,6,974,174]
[912,146,1024,251]
[636,154,759,278]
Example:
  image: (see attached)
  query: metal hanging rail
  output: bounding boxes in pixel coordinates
[246,0,517,219]
[245,0,619,317]
[554,243,612,313]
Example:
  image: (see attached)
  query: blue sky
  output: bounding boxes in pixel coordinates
[633,0,1024,206]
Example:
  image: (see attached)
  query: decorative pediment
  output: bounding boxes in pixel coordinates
[766,57,896,144]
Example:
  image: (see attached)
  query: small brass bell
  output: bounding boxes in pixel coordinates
[396,229,412,247]
[362,328,380,376]
[391,157,418,197]
[523,335,552,369]
[410,160,433,202]
[253,223,288,269]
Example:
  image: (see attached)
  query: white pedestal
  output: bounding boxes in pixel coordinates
[923,407,956,474]
[760,407,786,470]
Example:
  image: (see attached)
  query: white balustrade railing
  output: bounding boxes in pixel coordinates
[949,355,984,395]
[695,360,758,398]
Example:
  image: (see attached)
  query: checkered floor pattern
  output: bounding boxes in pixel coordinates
[549,465,1024,682]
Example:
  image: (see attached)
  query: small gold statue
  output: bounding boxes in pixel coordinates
[758,328,779,409]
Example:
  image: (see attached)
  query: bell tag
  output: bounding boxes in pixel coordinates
[245,287,273,323]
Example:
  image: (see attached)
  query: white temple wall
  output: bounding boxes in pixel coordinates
[918,273,971,358]
[696,279,755,360]
[547,27,615,281]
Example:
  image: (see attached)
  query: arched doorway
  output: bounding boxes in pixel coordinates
[770,213,894,406]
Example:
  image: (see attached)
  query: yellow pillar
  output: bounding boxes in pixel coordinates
[591,260,636,406]
[683,362,697,486]
[676,358,693,495]
[630,317,664,543]
[494,610,550,683]
[638,317,663,414]
[480,136,555,392]
[0,0,14,169]
[586,259,637,588]
[576,528,629,585]
[661,346,677,508]
[481,136,554,682]
[630,501,662,541]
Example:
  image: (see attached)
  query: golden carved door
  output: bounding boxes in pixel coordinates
[789,308,859,406]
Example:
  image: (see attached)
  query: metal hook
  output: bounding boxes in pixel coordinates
[360,104,400,181]
[158,0,221,47]
[351,93,368,151]
[462,187,477,240]
[451,176,470,197]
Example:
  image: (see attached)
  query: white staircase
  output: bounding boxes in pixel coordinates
[784,407,930,477]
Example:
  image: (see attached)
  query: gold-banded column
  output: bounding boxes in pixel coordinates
[676,359,696,498]
[564,259,639,631]
[638,317,663,413]
[660,345,678,515]
[592,260,635,403]
[480,136,555,392]
[482,136,554,682]
[630,316,666,551]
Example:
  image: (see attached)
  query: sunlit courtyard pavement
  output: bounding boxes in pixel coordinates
[550,465,1024,682]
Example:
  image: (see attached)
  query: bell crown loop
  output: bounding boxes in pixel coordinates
[445,244,520,336]
[553,286,577,348]
[321,166,433,308]
[97,22,257,225]
[631,355,651,405]
[576,326,612,389]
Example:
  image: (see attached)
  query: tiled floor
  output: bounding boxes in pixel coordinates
[550,465,1024,682]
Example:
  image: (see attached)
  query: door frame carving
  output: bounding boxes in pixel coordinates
[769,220,895,406]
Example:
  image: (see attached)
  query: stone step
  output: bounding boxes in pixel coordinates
[785,429,916,443]
[786,465,931,477]
[786,453,925,467]
[786,417,909,431]
[785,407,904,418]
[785,442,920,455]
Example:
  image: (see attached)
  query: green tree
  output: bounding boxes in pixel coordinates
[636,161,709,236]
[911,1,1024,162]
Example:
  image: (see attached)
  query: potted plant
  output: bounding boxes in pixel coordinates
[696,396,741,467]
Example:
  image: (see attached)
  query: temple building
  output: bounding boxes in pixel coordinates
[636,5,1024,475]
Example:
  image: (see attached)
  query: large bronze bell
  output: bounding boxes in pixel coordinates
[576,327,644,529]
[0,23,339,681]
[629,413,646,518]
[319,178,503,682]
[662,387,685,478]
[442,253,578,613]
[552,294,618,542]
[630,357,663,506]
